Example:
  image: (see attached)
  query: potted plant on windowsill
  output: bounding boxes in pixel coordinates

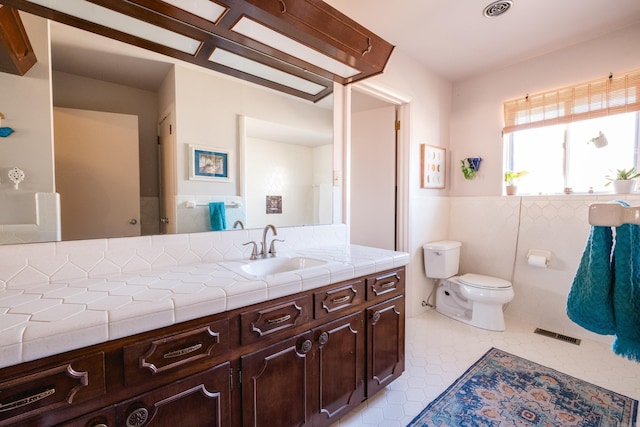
[504,170,528,195]
[605,168,640,193]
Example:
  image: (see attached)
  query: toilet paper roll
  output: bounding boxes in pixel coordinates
[527,254,548,268]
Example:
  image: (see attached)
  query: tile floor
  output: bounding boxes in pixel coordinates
[334,309,640,426]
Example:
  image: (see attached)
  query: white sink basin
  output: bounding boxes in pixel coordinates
[223,256,327,279]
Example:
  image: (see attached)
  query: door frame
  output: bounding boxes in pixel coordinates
[348,80,412,254]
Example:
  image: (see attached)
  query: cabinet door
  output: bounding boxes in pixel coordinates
[366,296,405,397]
[312,312,365,427]
[116,362,230,427]
[241,332,314,427]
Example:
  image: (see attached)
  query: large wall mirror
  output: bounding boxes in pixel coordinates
[0,12,335,245]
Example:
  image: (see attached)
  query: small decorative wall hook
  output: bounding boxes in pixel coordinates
[8,167,25,189]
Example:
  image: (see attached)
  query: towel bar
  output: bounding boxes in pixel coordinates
[589,203,640,226]
[185,201,241,208]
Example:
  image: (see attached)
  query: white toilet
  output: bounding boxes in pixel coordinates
[423,241,514,331]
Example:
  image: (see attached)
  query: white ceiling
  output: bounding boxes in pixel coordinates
[325,0,640,82]
[48,0,640,91]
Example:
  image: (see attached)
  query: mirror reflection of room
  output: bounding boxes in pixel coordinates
[0,14,333,245]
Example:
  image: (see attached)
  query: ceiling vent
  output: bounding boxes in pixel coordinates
[483,1,513,17]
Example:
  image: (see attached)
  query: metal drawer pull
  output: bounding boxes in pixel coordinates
[266,314,291,325]
[163,343,203,359]
[331,295,351,304]
[0,388,55,412]
[381,281,396,289]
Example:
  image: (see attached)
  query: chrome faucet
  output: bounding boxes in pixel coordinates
[261,224,278,257]
[233,220,245,229]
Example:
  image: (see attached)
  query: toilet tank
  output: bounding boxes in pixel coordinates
[423,241,461,279]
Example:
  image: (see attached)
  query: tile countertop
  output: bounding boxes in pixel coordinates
[0,244,409,369]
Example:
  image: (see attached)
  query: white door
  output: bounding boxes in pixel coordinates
[158,107,177,234]
[350,104,396,250]
[54,107,141,240]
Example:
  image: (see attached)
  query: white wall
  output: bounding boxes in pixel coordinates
[0,13,54,194]
[173,65,333,200]
[449,23,640,196]
[443,23,640,341]
[362,49,453,317]
[0,14,61,244]
[246,137,314,228]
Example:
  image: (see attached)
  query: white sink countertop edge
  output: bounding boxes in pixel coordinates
[0,244,409,368]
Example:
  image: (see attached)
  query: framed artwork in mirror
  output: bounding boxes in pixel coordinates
[189,145,231,181]
[421,144,446,189]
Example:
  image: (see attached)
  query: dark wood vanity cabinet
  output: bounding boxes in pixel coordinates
[0,266,405,427]
[366,296,405,397]
[240,311,365,427]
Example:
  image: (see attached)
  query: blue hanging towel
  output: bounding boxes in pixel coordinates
[611,220,640,361]
[566,225,616,335]
[209,202,227,231]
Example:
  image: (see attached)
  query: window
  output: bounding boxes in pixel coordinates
[503,70,640,195]
[505,113,640,194]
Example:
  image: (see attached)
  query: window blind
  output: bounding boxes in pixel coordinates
[503,69,640,133]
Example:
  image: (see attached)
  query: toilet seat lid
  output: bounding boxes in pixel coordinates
[457,273,512,289]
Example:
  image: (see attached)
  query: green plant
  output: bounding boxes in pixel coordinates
[604,167,640,185]
[460,159,477,180]
[504,170,528,185]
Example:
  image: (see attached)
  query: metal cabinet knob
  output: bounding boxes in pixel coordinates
[371,311,381,325]
[126,407,149,427]
[298,339,313,354]
[317,331,329,346]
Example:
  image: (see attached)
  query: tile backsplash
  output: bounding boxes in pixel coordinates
[0,224,346,290]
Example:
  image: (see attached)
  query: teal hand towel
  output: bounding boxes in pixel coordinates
[209,202,227,231]
[566,225,616,335]
[611,221,640,361]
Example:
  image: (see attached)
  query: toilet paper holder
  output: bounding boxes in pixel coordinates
[527,249,551,267]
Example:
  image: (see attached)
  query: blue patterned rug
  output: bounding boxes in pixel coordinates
[408,347,637,427]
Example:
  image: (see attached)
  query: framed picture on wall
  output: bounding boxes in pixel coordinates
[189,145,231,181]
[421,144,446,189]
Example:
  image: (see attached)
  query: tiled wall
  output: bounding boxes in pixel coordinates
[0,224,346,291]
[0,192,60,245]
[448,194,640,344]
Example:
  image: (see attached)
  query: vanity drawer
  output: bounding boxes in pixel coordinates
[123,319,229,386]
[314,279,365,319]
[366,269,405,300]
[0,352,105,426]
[240,295,312,345]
